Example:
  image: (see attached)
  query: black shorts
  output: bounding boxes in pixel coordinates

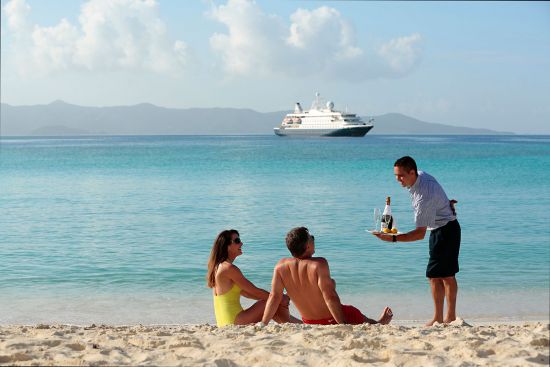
[426,220,461,278]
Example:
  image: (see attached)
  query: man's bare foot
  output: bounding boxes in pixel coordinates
[443,317,456,324]
[377,307,393,325]
[425,318,443,327]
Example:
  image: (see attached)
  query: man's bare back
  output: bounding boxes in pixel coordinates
[275,257,337,321]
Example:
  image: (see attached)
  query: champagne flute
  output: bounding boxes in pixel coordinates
[373,208,381,232]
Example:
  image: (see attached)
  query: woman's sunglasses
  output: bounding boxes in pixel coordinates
[232,238,242,244]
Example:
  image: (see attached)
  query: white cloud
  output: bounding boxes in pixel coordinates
[4,0,30,32]
[378,33,422,75]
[3,0,188,75]
[287,7,361,57]
[31,19,80,72]
[209,0,422,80]
[209,0,287,76]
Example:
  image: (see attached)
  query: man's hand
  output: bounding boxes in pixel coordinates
[373,227,426,242]
[450,199,458,215]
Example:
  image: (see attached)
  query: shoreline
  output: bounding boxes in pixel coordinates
[1,320,548,366]
[2,287,548,326]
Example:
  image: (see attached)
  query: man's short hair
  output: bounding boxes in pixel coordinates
[394,156,418,175]
[286,227,310,257]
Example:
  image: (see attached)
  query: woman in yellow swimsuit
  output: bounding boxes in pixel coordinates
[207,229,298,327]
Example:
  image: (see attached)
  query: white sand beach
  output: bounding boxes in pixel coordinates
[0,320,548,366]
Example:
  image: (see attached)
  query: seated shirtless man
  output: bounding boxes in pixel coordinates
[262,227,393,325]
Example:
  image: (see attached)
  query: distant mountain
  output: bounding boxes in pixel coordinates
[369,113,512,135]
[0,101,511,136]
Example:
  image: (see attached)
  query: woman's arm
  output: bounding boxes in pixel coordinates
[227,265,270,300]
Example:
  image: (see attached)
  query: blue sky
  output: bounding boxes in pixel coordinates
[1,0,549,133]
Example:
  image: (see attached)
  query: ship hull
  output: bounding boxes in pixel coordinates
[274,125,373,137]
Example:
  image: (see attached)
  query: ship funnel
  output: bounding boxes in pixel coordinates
[294,103,303,113]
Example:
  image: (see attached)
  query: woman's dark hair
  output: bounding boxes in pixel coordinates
[394,156,418,175]
[286,227,310,258]
[206,229,239,288]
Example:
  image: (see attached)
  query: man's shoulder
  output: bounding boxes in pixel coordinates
[419,171,439,186]
[310,256,329,264]
[414,171,440,193]
[301,257,330,269]
[274,257,296,269]
[275,257,329,267]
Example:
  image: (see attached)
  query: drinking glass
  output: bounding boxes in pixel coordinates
[373,208,381,232]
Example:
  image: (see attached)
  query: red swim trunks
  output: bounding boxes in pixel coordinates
[301,305,366,325]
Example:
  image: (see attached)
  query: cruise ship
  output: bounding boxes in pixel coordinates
[274,93,374,137]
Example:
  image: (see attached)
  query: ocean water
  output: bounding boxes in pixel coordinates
[1,135,549,324]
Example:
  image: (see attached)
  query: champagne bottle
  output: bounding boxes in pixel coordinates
[381,196,393,231]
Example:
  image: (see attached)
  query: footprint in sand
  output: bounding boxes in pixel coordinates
[42,340,62,347]
[526,353,549,365]
[530,337,549,347]
[156,331,172,337]
[342,339,367,350]
[7,343,32,350]
[148,340,166,348]
[476,349,496,358]
[479,330,496,337]
[65,343,86,351]
[0,355,12,363]
[213,358,238,367]
[9,353,33,362]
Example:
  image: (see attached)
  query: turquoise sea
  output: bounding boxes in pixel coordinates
[1,135,549,324]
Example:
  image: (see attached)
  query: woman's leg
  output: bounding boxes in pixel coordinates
[272,302,290,323]
[234,300,267,325]
[234,299,301,325]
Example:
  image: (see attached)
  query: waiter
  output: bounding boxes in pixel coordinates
[373,156,461,326]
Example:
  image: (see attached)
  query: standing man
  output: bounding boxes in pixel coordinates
[373,156,460,326]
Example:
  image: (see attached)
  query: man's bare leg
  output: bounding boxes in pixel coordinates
[364,307,393,325]
[442,276,458,323]
[426,278,445,326]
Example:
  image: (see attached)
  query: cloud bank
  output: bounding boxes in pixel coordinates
[3,0,422,81]
[3,0,188,75]
[209,0,422,80]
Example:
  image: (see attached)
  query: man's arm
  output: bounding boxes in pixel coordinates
[261,264,285,325]
[373,226,427,242]
[317,260,345,324]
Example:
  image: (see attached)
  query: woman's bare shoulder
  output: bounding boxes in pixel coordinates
[216,261,240,275]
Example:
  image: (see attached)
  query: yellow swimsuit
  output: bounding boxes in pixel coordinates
[213,283,243,327]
